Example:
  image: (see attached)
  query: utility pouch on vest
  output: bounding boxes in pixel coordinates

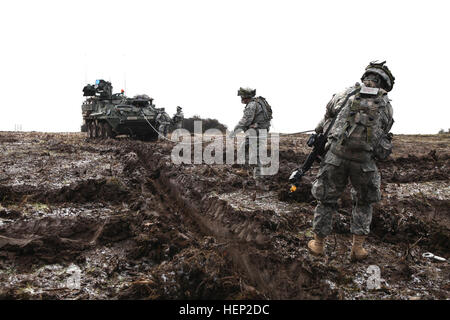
[373,133,393,160]
[360,161,376,172]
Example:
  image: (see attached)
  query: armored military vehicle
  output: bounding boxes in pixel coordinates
[81,80,159,141]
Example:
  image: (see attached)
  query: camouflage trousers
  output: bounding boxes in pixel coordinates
[174,122,183,129]
[158,124,170,138]
[239,129,269,180]
[311,151,381,237]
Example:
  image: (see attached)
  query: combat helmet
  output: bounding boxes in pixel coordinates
[237,87,256,99]
[361,61,395,92]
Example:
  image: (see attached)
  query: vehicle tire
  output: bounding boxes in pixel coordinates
[88,122,95,138]
[98,122,106,139]
[93,122,100,138]
[104,122,115,139]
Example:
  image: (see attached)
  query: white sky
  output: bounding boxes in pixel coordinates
[0,0,449,134]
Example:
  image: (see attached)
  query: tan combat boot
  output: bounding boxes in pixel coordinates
[350,234,369,261]
[308,234,325,256]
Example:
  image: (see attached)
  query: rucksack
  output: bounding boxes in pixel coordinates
[254,96,273,121]
[331,86,393,161]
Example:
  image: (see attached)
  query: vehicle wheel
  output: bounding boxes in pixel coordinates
[104,122,115,139]
[94,122,99,138]
[88,122,95,138]
[98,122,106,139]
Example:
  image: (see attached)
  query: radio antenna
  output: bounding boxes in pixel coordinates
[84,53,88,84]
[122,53,127,94]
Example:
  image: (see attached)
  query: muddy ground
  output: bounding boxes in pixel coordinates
[0,131,448,300]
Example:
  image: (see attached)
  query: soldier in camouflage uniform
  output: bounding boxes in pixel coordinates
[172,106,184,129]
[308,61,395,261]
[231,87,272,189]
[156,108,172,139]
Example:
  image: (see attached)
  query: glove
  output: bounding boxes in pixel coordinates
[289,169,304,184]
[387,132,393,141]
[289,169,304,193]
[306,133,317,147]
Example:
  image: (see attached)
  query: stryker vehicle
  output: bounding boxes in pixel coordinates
[81,79,159,141]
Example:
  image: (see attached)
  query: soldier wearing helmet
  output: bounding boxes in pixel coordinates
[172,106,184,129]
[306,61,395,261]
[361,61,395,92]
[231,87,273,189]
[156,108,172,139]
[233,87,272,134]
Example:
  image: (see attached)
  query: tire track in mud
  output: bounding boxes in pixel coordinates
[134,143,335,299]
[132,138,450,299]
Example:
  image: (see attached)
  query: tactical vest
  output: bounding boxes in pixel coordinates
[330,86,391,162]
[173,112,184,122]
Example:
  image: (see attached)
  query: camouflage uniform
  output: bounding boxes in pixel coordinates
[173,107,184,129]
[312,77,394,237]
[156,110,172,139]
[233,88,272,180]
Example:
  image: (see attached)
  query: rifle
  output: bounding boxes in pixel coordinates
[289,87,360,192]
[288,132,327,192]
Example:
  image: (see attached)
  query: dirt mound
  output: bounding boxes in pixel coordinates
[0,178,131,204]
[0,216,99,269]
[119,238,264,300]
[49,178,131,204]
[379,152,450,183]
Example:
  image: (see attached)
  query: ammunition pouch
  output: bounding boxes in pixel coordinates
[373,133,393,160]
[330,144,372,162]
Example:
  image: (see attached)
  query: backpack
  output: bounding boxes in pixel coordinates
[332,87,393,161]
[254,96,273,121]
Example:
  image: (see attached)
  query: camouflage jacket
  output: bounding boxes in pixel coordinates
[316,83,394,162]
[173,111,184,123]
[234,97,271,132]
[156,112,172,125]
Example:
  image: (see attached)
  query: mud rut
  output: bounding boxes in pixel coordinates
[0,132,448,299]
